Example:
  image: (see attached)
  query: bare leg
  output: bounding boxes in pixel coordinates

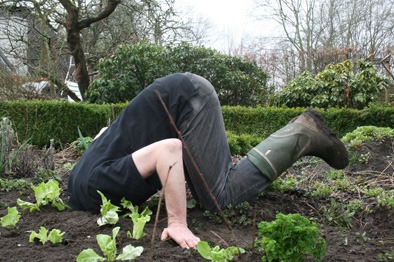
[131,138,200,249]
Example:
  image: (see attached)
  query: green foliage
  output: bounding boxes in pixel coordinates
[29,226,65,245]
[375,190,394,209]
[87,42,269,106]
[310,181,334,197]
[0,100,110,147]
[87,42,171,104]
[203,201,254,227]
[320,199,359,228]
[277,60,389,109]
[17,180,68,212]
[33,167,61,184]
[75,127,93,154]
[121,198,152,240]
[342,126,394,147]
[1,100,393,148]
[1,206,21,228]
[222,106,302,139]
[197,241,245,262]
[343,127,394,165]
[168,42,270,106]
[377,250,394,261]
[0,178,31,192]
[97,190,120,226]
[227,131,261,155]
[276,71,318,108]
[223,202,254,227]
[77,227,143,262]
[255,213,326,262]
[266,176,299,192]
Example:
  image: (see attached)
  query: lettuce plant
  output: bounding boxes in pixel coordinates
[97,190,120,226]
[121,198,152,239]
[77,227,143,262]
[1,206,20,228]
[29,226,64,244]
[197,241,245,262]
[16,180,68,212]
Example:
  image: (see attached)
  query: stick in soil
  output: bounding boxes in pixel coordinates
[149,162,176,262]
[154,91,239,246]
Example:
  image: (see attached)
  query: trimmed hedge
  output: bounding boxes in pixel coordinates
[0,100,127,147]
[222,105,394,139]
[0,100,393,149]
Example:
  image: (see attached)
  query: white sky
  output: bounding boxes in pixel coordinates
[178,0,273,52]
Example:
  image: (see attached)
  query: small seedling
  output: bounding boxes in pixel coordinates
[1,206,20,228]
[121,198,152,239]
[203,201,254,227]
[0,178,31,192]
[74,127,93,154]
[197,241,245,262]
[77,227,143,261]
[29,226,64,244]
[97,190,120,226]
[17,180,68,212]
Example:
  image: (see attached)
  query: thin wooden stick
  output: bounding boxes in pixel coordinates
[155,90,238,245]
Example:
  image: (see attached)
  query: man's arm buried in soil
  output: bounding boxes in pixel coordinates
[131,138,201,249]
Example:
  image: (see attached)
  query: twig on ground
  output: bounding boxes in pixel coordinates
[155,91,238,246]
[149,163,176,262]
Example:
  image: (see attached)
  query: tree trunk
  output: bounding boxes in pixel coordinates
[58,0,120,101]
[64,12,89,99]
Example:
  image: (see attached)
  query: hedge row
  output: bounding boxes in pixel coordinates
[0,100,126,148]
[0,100,393,148]
[222,104,394,139]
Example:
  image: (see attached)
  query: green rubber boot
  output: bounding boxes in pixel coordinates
[247,109,349,181]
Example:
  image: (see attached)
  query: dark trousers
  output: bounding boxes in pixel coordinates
[68,73,269,212]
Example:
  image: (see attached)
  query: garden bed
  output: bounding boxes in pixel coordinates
[0,139,393,261]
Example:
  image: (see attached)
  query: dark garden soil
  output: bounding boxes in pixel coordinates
[0,139,393,262]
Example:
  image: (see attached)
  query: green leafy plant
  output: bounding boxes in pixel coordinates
[377,249,394,261]
[87,42,269,106]
[223,201,254,227]
[0,178,31,192]
[376,190,394,209]
[75,127,93,154]
[342,126,394,145]
[1,206,21,228]
[255,213,326,262]
[121,198,152,239]
[97,190,120,226]
[16,180,68,212]
[197,241,245,262]
[203,201,254,226]
[266,176,298,192]
[33,167,61,184]
[320,199,357,228]
[277,60,389,109]
[310,181,334,197]
[77,227,143,261]
[29,226,65,244]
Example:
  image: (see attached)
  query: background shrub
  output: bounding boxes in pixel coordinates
[87,42,270,106]
[276,60,390,109]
